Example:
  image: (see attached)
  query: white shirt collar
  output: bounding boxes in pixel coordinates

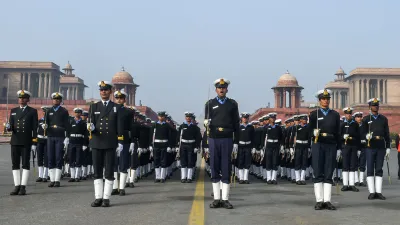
[20,105,27,110]
[102,100,110,104]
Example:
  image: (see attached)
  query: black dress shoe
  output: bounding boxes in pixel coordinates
[281,175,287,180]
[314,202,324,210]
[102,199,110,207]
[375,193,386,200]
[341,186,349,191]
[181,179,187,183]
[355,182,360,186]
[267,180,272,184]
[10,186,20,195]
[42,178,47,182]
[119,190,126,196]
[296,181,301,185]
[91,199,103,207]
[48,182,55,187]
[187,179,192,183]
[209,200,220,208]
[111,189,119,195]
[272,180,277,185]
[155,179,160,183]
[68,178,75,182]
[291,179,296,183]
[368,193,376,200]
[301,181,307,185]
[81,176,87,181]
[349,186,359,192]
[239,180,244,184]
[324,202,336,210]
[245,180,250,184]
[75,178,80,182]
[134,178,138,183]
[360,182,367,187]
[54,182,60,187]
[129,183,135,188]
[161,179,165,183]
[305,176,310,180]
[36,177,43,182]
[221,200,233,209]
[18,186,26,195]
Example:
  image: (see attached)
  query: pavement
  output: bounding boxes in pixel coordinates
[0,144,399,225]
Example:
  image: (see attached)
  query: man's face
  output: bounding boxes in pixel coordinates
[345,113,352,121]
[355,116,362,123]
[52,99,61,106]
[241,117,249,124]
[158,116,165,122]
[294,120,299,125]
[115,97,126,104]
[319,97,330,108]
[100,89,111,100]
[215,87,227,98]
[269,117,276,124]
[370,105,379,113]
[18,97,29,105]
[300,118,307,125]
[82,115,87,121]
[74,112,82,118]
[185,116,192,123]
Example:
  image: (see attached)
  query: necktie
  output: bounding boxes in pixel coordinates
[104,102,107,107]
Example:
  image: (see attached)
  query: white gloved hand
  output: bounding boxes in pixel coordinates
[313,129,320,136]
[203,119,210,126]
[366,133,372,140]
[137,148,142,154]
[343,134,349,139]
[290,148,294,156]
[260,150,265,158]
[63,138,69,146]
[83,146,87,151]
[336,149,341,161]
[204,148,209,153]
[42,124,48,130]
[129,143,135,154]
[194,148,198,153]
[233,144,238,154]
[149,146,153,152]
[385,148,391,159]
[280,145,285,154]
[4,123,10,130]
[116,143,123,157]
[357,150,361,158]
[175,147,180,153]
[31,145,36,152]
[251,148,256,154]
[87,123,95,131]
[361,140,366,144]
[167,147,172,153]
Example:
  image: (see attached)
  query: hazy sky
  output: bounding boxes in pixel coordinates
[1,0,399,122]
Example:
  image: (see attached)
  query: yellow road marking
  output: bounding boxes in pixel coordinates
[188,159,205,225]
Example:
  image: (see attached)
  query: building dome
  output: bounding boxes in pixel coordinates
[325,81,349,89]
[335,67,346,75]
[112,67,134,84]
[276,71,299,87]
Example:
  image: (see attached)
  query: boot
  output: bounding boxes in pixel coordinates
[18,185,26,195]
[10,186,20,195]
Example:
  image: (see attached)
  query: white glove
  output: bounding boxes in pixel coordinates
[260,150,265,158]
[63,138,69,146]
[137,148,142,154]
[313,129,320,136]
[385,148,390,159]
[290,148,294,156]
[42,124,48,129]
[357,150,361,158]
[343,134,349,139]
[203,119,210,126]
[129,143,135,154]
[116,143,123,157]
[194,148,198,153]
[167,147,172,153]
[366,133,372,140]
[4,123,10,130]
[31,145,36,152]
[149,146,153,152]
[175,147,180,153]
[83,146,87,151]
[280,145,285,154]
[204,148,209,153]
[233,144,238,154]
[336,149,341,161]
[361,140,366,144]
[308,148,311,158]
[251,148,256,154]
[87,123,95,131]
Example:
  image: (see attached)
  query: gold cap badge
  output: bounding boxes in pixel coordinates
[20,90,25,95]
[100,81,106,87]
[323,89,329,96]
[373,98,378,103]
[55,92,60,97]
[220,79,225,85]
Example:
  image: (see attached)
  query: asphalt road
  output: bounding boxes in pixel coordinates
[0,144,399,225]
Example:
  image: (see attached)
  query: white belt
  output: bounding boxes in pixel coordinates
[181,139,195,143]
[267,139,278,143]
[37,135,47,139]
[154,139,168,143]
[296,140,308,144]
[239,141,251,145]
[70,134,84,138]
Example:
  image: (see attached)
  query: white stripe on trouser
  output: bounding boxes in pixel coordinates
[38,167,43,178]
[94,179,103,199]
[21,169,29,186]
[119,173,127,190]
[113,172,119,189]
[301,170,306,181]
[103,179,113,200]
[13,170,21,186]
[70,168,76,179]
[295,170,300,181]
[55,169,62,182]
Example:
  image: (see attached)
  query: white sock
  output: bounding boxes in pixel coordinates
[70,168,76,179]
[113,172,118,189]
[94,179,103,199]
[43,167,48,178]
[12,170,21,186]
[38,166,44,178]
[130,169,136,183]
[360,172,364,183]
[267,170,272,181]
[295,170,300,181]
[103,179,113,200]
[55,169,62,182]
[301,170,306,181]
[21,169,29,186]
[239,169,244,180]
[75,167,80,179]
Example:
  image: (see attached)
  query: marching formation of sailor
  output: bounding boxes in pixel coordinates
[4,77,394,210]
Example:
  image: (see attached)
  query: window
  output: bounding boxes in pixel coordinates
[2,87,7,97]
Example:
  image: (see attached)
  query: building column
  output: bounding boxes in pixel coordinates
[67,86,71,100]
[377,79,381,100]
[75,86,78,100]
[385,80,388,103]
[366,79,370,102]
[27,73,31,91]
[38,74,43,98]
[48,74,52,97]
[282,89,286,108]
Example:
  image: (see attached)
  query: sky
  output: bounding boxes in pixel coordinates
[1,0,399,122]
